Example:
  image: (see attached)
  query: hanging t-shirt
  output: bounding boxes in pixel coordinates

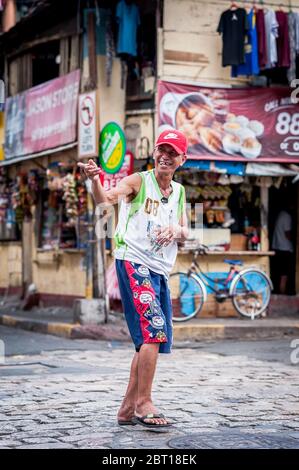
[256,8,267,68]
[116,0,140,57]
[217,8,249,67]
[276,10,291,68]
[287,11,297,84]
[232,9,259,77]
[295,12,299,53]
[264,9,279,69]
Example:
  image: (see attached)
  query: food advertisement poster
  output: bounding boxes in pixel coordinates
[158,80,299,162]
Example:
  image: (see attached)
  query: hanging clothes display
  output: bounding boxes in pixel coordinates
[256,8,267,68]
[264,9,279,69]
[232,8,259,77]
[116,0,140,57]
[276,9,291,68]
[217,7,249,67]
[287,10,297,84]
[105,13,115,87]
[295,12,299,53]
[217,3,299,80]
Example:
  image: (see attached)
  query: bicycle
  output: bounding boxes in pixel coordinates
[170,245,273,321]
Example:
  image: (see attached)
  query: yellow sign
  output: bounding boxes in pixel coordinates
[99,122,126,174]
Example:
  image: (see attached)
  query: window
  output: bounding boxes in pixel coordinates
[32,40,60,87]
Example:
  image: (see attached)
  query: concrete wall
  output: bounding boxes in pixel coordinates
[0,243,22,288]
[97,56,126,129]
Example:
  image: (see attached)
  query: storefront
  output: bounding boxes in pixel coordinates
[153,76,299,315]
[172,164,299,316]
[0,0,128,306]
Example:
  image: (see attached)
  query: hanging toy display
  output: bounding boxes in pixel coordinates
[11,176,24,227]
[62,173,78,226]
[75,168,87,217]
[27,170,40,205]
[77,184,87,216]
[0,168,9,223]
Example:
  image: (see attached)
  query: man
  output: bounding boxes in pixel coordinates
[78,129,188,428]
[272,203,294,295]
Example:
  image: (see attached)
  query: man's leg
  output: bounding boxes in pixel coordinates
[117,352,139,422]
[135,344,168,425]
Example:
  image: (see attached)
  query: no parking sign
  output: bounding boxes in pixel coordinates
[78,91,98,158]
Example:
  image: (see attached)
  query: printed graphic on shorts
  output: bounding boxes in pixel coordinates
[144,307,165,329]
[137,266,150,276]
[145,221,164,259]
[124,261,168,344]
[141,278,151,288]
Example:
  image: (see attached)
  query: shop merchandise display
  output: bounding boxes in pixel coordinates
[0,168,41,240]
[0,168,16,239]
[217,2,299,83]
[175,170,263,251]
[42,165,88,250]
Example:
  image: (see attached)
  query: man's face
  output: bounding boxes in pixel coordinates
[154,144,186,174]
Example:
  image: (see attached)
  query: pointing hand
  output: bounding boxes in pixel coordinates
[77,159,101,181]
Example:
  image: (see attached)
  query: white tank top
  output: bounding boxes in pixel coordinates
[113,169,185,278]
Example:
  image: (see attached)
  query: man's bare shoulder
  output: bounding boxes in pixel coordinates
[123,172,143,201]
[106,172,143,203]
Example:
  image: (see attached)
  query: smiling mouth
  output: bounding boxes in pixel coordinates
[158,160,172,167]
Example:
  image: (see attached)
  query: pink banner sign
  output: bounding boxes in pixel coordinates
[5,70,80,159]
[158,80,299,163]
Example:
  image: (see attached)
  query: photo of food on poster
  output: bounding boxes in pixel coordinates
[158,80,299,163]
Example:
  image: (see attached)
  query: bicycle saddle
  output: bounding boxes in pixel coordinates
[224,259,243,266]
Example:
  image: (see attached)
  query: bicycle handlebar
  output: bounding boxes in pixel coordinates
[194,244,209,257]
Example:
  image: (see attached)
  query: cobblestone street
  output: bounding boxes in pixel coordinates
[0,325,299,449]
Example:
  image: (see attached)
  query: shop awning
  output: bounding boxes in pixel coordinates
[0,142,77,167]
[183,160,299,180]
[183,160,245,175]
[245,163,299,177]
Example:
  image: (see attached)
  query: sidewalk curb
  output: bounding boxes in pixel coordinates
[0,314,75,338]
[0,313,131,341]
[1,313,299,342]
[173,322,299,341]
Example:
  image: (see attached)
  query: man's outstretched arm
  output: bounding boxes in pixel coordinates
[77,159,141,205]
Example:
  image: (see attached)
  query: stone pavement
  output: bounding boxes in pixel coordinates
[0,326,299,449]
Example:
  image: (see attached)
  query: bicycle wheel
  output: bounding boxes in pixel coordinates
[231,269,272,319]
[169,272,205,322]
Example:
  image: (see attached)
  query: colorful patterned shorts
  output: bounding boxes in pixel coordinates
[115,260,173,354]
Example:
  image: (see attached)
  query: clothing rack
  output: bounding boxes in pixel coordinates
[216,0,299,10]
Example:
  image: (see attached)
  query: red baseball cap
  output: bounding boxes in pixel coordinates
[155,129,188,155]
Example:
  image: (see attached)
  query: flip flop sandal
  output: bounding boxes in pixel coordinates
[117,419,136,426]
[132,413,172,428]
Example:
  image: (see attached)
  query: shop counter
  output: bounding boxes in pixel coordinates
[179,249,275,256]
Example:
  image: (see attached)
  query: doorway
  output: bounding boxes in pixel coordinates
[268,178,298,295]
